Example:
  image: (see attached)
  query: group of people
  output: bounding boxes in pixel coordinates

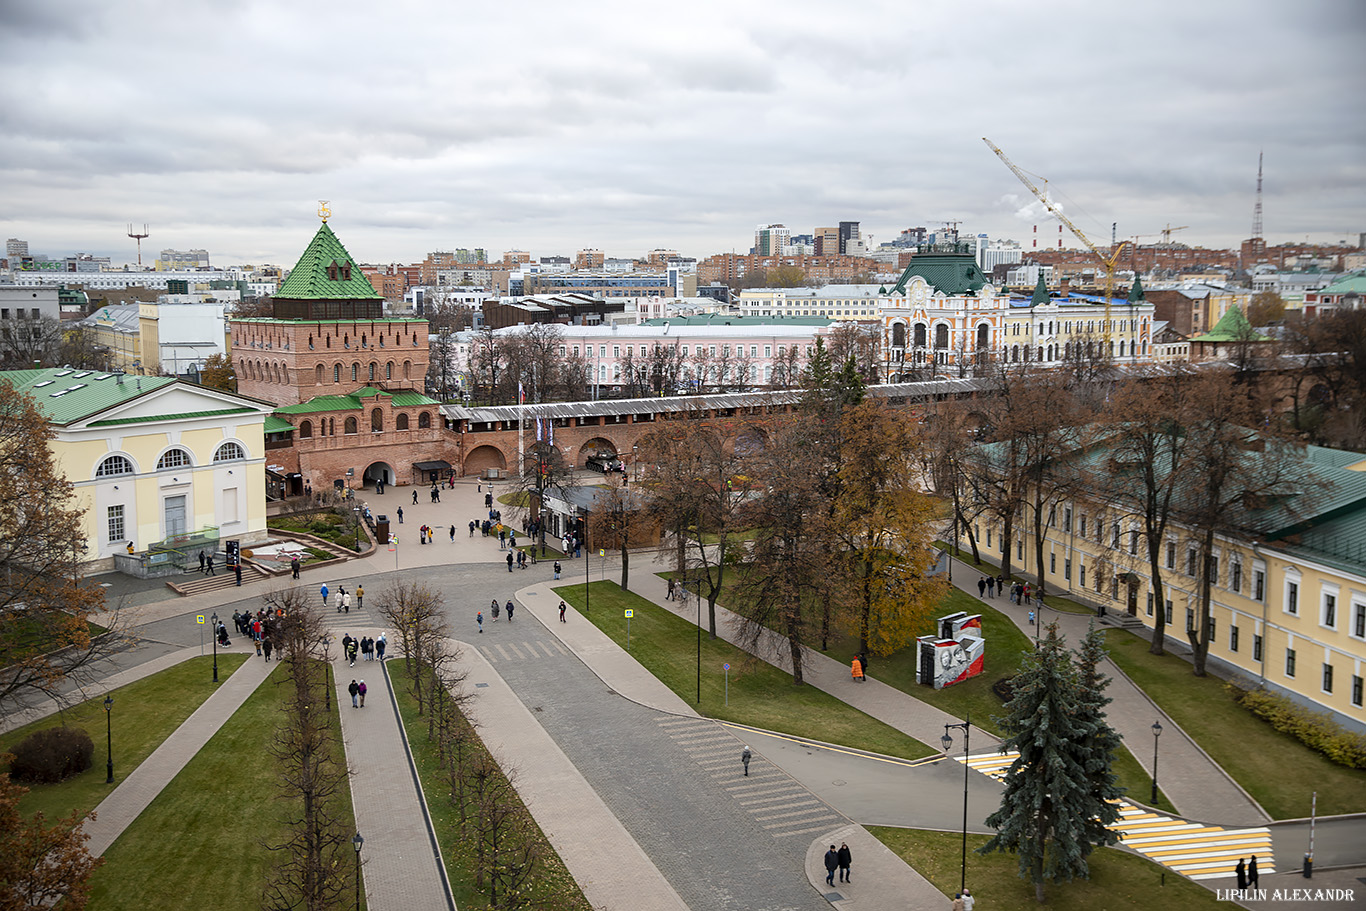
[319,582,363,613]
[340,632,385,666]
[1235,855,1260,891]
[822,842,853,885]
[949,888,975,910]
[347,678,368,707]
[976,574,1034,606]
[226,607,287,661]
[477,599,518,632]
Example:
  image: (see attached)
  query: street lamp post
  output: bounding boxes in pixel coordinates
[104,694,114,783]
[1151,721,1162,805]
[353,505,361,552]
[942,714,972,897]
[211,611,219,683]
[694,579,701,704]
[352,831,364,911]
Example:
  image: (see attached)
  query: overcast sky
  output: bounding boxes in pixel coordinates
[3,0,1363,268]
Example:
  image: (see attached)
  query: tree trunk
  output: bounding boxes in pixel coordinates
[619,542,629,590]
[1189,527,1216,676]
[1147,541,1168,656]
[1001,515,1015,581]
[1032,499,1048,598]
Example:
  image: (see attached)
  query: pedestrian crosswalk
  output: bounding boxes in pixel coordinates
[477,640,570,663]
[958,750,1275,881]
[657,716,845,840]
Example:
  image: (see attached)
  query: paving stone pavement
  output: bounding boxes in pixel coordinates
[81,653,275,857]
[333,644,454,911]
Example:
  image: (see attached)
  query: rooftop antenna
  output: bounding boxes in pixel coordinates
[127,224,150,266]
[1251,152,1264,240]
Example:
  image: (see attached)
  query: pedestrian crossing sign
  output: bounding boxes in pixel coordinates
[196,615,205,624]
[599,549,605,557]
[625,610,633,618]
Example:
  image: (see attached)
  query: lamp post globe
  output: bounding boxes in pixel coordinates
[1151,721,1163,805]
[210,611,219,682]
[352,831,364,911]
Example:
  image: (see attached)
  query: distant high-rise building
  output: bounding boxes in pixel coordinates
[838,221,860,255]
[155,248,211,271]
[455,248,486,264]
[575,249,605,270]
[6,238,29,260]
[814,227,840,256]
[754,225,790,257]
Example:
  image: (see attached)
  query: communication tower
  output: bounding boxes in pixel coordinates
[127,224,150,266]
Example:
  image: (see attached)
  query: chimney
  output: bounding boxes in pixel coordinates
[1059,279,1071,299]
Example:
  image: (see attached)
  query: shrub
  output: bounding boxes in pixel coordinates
[1228,680,1366,770]
[991,676,1017,703]
[10,726,95,783]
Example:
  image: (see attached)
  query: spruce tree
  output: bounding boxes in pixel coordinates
[1073,623,1125,837]
[980,624,1109,903]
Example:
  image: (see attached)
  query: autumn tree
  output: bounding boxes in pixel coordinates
[0,383,119,718]
[830,401,947,656]
[639,415,751,638]
[766,264,808,287]
[198,352,237,392]
[1247,290,1286,327]
[0,316,65,369]
[827,323,881,384]
[262,592,354,911]
[507,440,575,550]
[0,771,103,910]
[587,476,642,590]
[1283,309,1366,448]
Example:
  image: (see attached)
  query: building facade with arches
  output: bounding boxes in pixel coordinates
[229,220,455,493]
[0,367,274,571]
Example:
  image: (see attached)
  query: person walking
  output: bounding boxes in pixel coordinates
[291,555,300,579]
[851,656,864,682]
[506,600,515,622]
[506,551,514,572]
[356,584,364,610]
[347,638,358,666]
[1235,858,1247,890]
[491,599,500,622]
[342,590,351,613]
[1028,609,1036,626]
[357,680,367,707]
[554,560,562,580]
[559,601,567,623]
[741,745,752,776]
[837,842,852,883]
[397,506,404,524]
[198,550,206,573]
[206,554,215,575]
[349,679,360,708]
[951,894,965,911]
[667,578,676,601]
[961,887,974,909]
[412,489,419,504]
[376,633,387,660]
[977,576,987,598]
[263,638,273,662]
[477,611,484,633]
[986,576,994,597]
[321,583,330,608]
[1248,855,1259,891]
[450,524,455,542]
[823,846,839,887]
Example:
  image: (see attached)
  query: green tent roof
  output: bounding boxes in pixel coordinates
[275,223,382,301]
[1030,272,1049,307]
[1127,275,1145,303]
[1190,305,1267,343]
[886,250,987,297]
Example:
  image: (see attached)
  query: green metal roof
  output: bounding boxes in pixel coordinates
[275,223,383,301]
[642,315,833,327]
[1314,272,1366,295]
[886,249,987,297]
[1189,305,1268,343]
[1030,272,1049,307]
[1127,275,1145,303]
[264,415,295,434]
[91,407,256,427]
[274,386,441,415]
[0,368,174,425]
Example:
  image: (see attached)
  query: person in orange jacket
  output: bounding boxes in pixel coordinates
[851,656,864,682]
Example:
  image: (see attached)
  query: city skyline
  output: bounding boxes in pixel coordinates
[2,0,1362,267]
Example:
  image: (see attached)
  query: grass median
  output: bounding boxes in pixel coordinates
[1103,630,1366,819]
[1,654,249,822]
[870,827,1225,909]
[557,581,936,761]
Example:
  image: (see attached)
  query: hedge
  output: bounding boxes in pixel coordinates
[1228,680,1366,770]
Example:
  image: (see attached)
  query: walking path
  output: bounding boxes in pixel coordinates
[81,651,275,856]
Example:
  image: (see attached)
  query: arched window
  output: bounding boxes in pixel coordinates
[891,324,906,348]
[96,455,134,478]
[976,324,989,349]
[368,363,376,382]
[371,408,383,432]
[308,334,314,349]
[1011,345,1020,363]
[351,363,358,382]
[396,413,409,430]
[361,334,367,348]
[157,448,192,470]
[213,441,246,462]
[418,411,431,429]
[914,323,927,347]
[934,324,949,349]
[299,420,313,439]
[315,364,324,384]
[1119,340,1127,357]
[385,361,393,380]
[333,364,341,383]
[403,360,412,379]
[344,417,358,435]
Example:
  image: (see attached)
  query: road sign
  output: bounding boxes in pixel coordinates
[196,615,205,625]
[625,610,633,618]
[599,549,606,557]
[723,663,730,670]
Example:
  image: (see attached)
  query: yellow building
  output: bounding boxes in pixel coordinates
[77,305,143,372]
[2,367,274,572]
[972,440,1366,733]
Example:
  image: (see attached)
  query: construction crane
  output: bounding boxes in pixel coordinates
[1159,223,1188,245]
[982,137,1128,343]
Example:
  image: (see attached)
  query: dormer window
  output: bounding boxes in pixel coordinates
[327,260,340,281]
[342,261,352,280]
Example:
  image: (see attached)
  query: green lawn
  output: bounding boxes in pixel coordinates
[1104,630,1366,819]
[1,654,248,821]
[557,581,935,760]
[870,827,1226,909]
[935,543,1095,614]
[390,662,592,910]
[87,660,362,911]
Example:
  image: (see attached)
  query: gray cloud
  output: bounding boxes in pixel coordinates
[1,0,1362,265]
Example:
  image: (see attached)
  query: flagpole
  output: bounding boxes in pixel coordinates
[517,379,525,478]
